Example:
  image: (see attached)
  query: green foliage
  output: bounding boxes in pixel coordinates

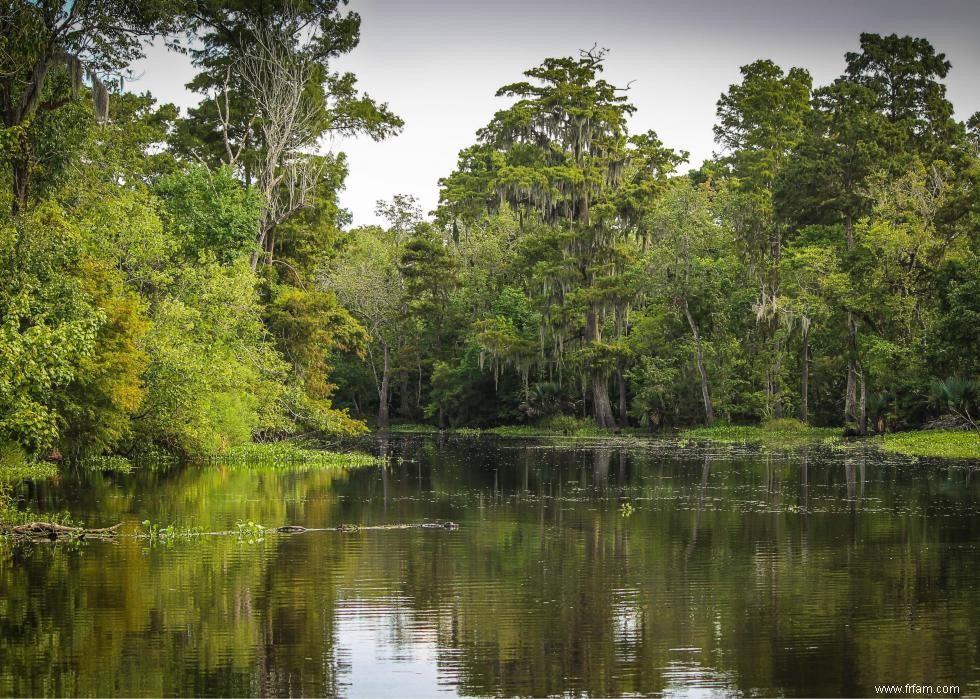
[627,356,678,428]
[155,165,262,261]
[137,261,289,458]
[57,263,149,457]
[0,204,103,454]
[2,24,978,460]
[928,377,979,428]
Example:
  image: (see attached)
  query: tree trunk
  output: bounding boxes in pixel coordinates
[617,361,627,424]
[586,308,615,428]
[683,298,714,426]
[858,369,867,436]
[772,374,783,418]
[845,314,858,425]
[399,375,411,420]
[251,215,272,271]
[377,342,390,429]
[11,156,30,215]
[592,371,615,428]
[800,321,810,423]
[843,213,858,426]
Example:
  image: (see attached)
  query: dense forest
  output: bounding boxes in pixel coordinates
[1,0,978,466]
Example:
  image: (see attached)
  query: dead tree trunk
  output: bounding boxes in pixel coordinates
[378,341,391,429]
[800,317,810,423]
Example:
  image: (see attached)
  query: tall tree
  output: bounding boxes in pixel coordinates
[844,33,960,163]
[472,48,681,427]
[714,59,812,418]
[0,0,173,212]
[325,225,405,428]
[174,0,402,269]
[646,178,736,425]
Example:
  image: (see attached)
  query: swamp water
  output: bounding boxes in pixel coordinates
[1,435,978,697]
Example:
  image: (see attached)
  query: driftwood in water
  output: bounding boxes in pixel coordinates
[2,520,458,543]
[282,522,460,534]
[1,522,122,541]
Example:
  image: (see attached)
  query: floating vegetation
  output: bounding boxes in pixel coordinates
[0,459,57,485]
[141,520,206,543]
[235,519,266,543]
[385,423,440,434]
[878,430,980,460]
[681,421,841,449]
[211,442,380,469]
[76,455,134,473]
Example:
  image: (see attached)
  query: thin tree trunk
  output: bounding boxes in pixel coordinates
[377,342,390,429]
[399,375,411,419]
[800,322,810,423]
[617,361,627,423]
[845,314,858,425]
[844,213,857,426]
[858,369,867,436]
[682,298,714,426]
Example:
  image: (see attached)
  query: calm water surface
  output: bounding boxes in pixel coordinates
[1,435,979,697]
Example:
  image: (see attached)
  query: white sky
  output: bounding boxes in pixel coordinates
[130,0,980,227]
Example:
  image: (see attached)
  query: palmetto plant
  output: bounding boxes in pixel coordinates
[928,377,979,432]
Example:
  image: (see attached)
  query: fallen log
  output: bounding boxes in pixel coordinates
[1,520,459,543]
[1,522,121,541]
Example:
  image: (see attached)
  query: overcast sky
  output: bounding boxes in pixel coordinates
[131,0,980,227]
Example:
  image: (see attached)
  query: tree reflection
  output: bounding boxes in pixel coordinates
[1,437,978,697]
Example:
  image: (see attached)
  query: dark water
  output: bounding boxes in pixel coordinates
[1,435,979,697]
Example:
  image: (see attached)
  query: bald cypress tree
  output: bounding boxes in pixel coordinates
[472,49,680,427]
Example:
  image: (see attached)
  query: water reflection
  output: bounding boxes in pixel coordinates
[0,436,978,697]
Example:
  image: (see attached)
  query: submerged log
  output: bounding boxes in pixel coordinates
[1,522,121,541]
[2,520,458,543]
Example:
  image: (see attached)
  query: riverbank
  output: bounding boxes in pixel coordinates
[381,419,980,459]
[385,417,646,439]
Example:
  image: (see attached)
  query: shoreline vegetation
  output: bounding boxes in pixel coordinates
[380,418,980,459]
